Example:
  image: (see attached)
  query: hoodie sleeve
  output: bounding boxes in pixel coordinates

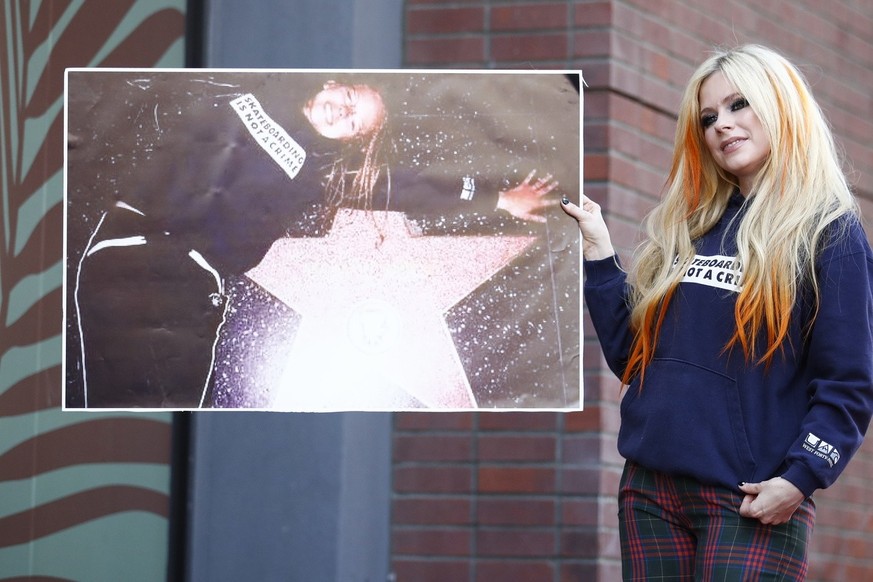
[781,219,873,497]
[583,255,635,380]
[387,166,502,216]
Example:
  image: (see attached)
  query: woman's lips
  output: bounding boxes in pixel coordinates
[721,137,746,153]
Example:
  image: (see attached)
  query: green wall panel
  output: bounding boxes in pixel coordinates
[0,1,186,580]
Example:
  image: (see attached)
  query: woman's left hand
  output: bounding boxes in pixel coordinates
[738,477,805,525]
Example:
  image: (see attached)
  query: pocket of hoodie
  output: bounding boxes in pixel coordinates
[618,358,756,482]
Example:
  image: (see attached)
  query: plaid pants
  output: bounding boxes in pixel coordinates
[619,461,815,581]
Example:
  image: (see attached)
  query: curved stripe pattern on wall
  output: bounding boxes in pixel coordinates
[0,1,185,580]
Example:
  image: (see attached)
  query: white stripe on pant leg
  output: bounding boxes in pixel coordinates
[188,249,226,408]
[85,235,146,257]
[200,295,230,408]
[75,211,109,408]
[188,249,224,296]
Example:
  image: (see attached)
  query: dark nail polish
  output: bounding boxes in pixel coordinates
[561,196,570,205]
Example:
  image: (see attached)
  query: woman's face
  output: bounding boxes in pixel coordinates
[698,71,771,194]
[303,82,385,141]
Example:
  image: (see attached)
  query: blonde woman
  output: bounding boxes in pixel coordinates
[563,45,873,579]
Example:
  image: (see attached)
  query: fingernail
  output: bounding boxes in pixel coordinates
[561,196,570,205]
[738,482,746,488]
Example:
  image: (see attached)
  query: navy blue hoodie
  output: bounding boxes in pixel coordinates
[584,191,873,497]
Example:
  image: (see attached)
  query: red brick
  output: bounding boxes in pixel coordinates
[394,466,473,494]
[491,33,568,62]
[561,433,606,465]
[807,0,873,41]
[575,403,621,434]
[491,3,569,32]
[574,1,612,27]
[392,527,472,556]
[478,466,556,493]
[476,560,555,582]
[610,61,682,117]
[478,411,558,431]
[394,412,475,431]
[583,90,610,120]
[603,463,623,485]
[599,526,622,558]
[561,561,604,582]
[563,408,602,432]
[392,497,472,526]
[607,92,676,141]
[584,120,608,152]
[559,528,599,558]
[393,434,474,462]
[813,502,862,531]
[609,123,674,169]
[581,352,606,382]
[407,7,485,35]
[843,450,873,480]
[407,0,480,3]
[560,498,600,527]
[578,60,609,88]
[611,154,667,197]
[476,528,556,556]
[572,29,610,58]
[476,497,556,526]
[406,38,485,65]
[584,153,608,181]
[478,435,557,462]
[391,559,470,582]
[581,370,623,404]
[558,467,600,494]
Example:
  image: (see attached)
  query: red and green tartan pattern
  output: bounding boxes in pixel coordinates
[618,461,815,581]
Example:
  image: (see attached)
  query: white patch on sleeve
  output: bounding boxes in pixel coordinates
[803,432,841,467]
[460,175,475,200]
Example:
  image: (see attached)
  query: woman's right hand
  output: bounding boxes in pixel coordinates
[560,194,615,260]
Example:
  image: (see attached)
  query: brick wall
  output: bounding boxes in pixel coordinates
[395,1,873,580]
[392,412,623,581]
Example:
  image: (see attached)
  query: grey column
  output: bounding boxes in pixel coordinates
[187,413,392,582]
[186,0,401,580]
[204,0,402,68]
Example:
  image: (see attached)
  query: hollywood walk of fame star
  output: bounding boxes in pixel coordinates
[245,208,536,410]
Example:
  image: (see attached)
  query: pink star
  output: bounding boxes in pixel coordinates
[246,209,536,410]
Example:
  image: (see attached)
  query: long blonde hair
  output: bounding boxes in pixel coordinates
[623,44,857,385]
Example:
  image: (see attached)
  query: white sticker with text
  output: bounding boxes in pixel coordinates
[230,93,306,180]
[681,254,743,292]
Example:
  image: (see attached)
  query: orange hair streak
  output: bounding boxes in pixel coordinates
[726,265,794,367]
[621,284,679,386]
[672,122,705,217]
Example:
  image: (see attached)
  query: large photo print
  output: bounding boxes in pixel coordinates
[64,69,582,411]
